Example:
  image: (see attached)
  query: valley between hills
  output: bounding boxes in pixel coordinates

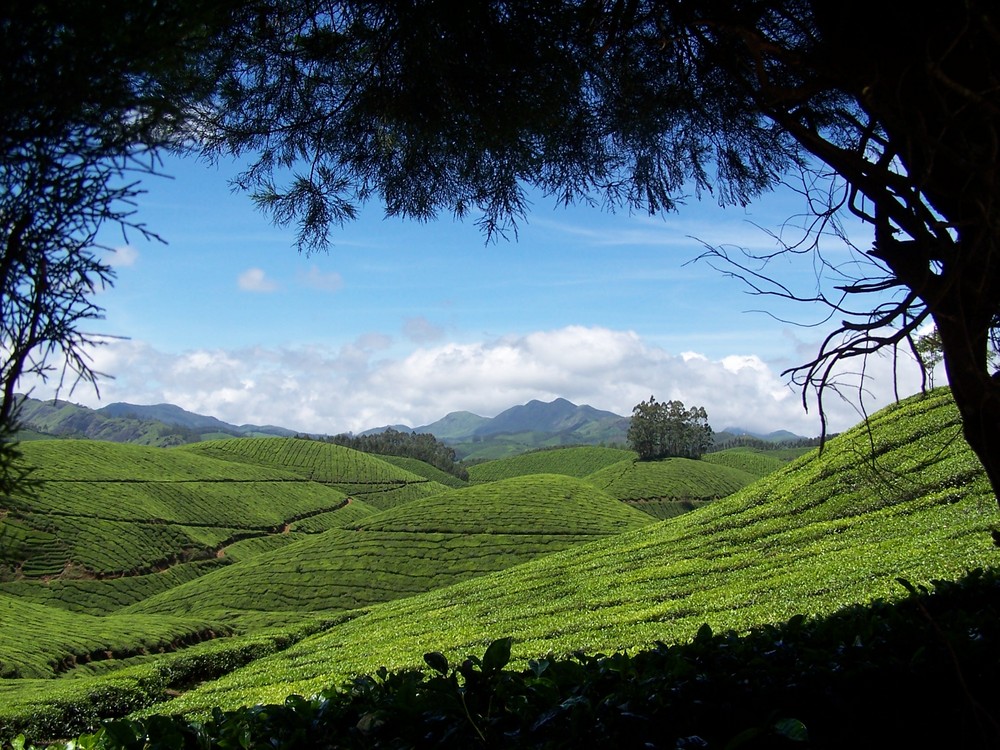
[1,387,999,747]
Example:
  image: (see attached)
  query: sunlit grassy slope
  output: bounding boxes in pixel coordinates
[0,594,223,679]
[1,438,440,586]
[469,446,763,520]
[583,454,758,519]
[161,388,999,714]
[701,447,788,477]
[2,440,364,579]
[467,446,636,482]
[180,438,449,509]
[586,456,756,500]
[374,455,469,488]
[124,475,653,619]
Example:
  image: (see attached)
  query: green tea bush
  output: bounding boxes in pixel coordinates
[18,569,1000,749]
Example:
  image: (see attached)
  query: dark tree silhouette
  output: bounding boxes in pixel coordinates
[203,1,1000,504]
[0,1,240,493]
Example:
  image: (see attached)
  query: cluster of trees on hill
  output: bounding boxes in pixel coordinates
[627,397,713,461]
[325,429,468,481]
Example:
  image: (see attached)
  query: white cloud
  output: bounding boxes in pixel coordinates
[237,267,280,292]
[106,245,139,268]
[24,325,937,439]
[299,266,343,292]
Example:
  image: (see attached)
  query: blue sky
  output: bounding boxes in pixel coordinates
[27,154,935,436]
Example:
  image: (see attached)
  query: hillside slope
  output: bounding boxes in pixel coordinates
[160,388,999,713]
[584,455,758,518]
[0,594,224,680]
[124,475,653,618]
[1,440,362,580]
[467,446,636,483]
[180,438,449,509]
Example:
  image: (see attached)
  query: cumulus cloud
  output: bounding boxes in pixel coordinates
[27,325,937,438]
[237,267,280,292]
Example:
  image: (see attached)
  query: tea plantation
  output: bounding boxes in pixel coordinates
[2,388,999,747]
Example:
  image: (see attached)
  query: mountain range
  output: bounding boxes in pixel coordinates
[363,397,808,460]
[15,394,805,459]
[364,398,627,440]
[16,396,296,447]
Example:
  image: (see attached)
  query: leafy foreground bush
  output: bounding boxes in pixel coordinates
[16,568,1000,749]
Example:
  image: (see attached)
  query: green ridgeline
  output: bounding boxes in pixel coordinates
[702,447,790,477]
[182,437,451,510]
[467,445,636,483]
[152,388,997,715]
[2,438,442,582]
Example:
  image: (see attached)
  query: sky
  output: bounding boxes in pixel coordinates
[24,154,939,437]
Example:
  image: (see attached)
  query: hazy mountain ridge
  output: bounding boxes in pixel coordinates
[16,396,296,446]
[98,402,296,436]
[719,426,804,442]
[16,394,805,456]
[363,398,806,460]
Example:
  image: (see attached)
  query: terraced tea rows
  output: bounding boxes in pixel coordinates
[0,560,227,615]
[12,478,344,528]
[0,594,225,679]
[358,475,652,535]
[375,455,469,488]
[467,446,636,483]
[2,441,383,578]
[153,390,999,715]
[123,529,605,617]
[22,441,291,482]
[702,448,787,477]
[586,456,756,501]
[4,390,996,744]
[123,475,653,619]
[182,438,428,486]
[183,438,450,510]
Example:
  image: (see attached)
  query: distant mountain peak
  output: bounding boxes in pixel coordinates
[720,427,807,442]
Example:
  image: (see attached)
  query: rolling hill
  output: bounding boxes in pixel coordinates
[466,445,637,482]
[142,388,996,717]
[121,475,653,619]
[585,456,758,518]
[1,388,996,745]
[469,445,762,519]
[0,439,411,581]
[179,437,449,510]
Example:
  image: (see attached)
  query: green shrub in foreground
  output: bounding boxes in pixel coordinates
[19,568,1000,749]
[0,627,321,745]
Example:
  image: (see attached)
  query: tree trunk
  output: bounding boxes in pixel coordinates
[935,303,1000,508]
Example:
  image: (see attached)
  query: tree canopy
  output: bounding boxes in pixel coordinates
[0,1,240,492]
[627,396,712,460]
[200,0,1000,504]
[325,428,468,480]
[5,1,1000,506]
